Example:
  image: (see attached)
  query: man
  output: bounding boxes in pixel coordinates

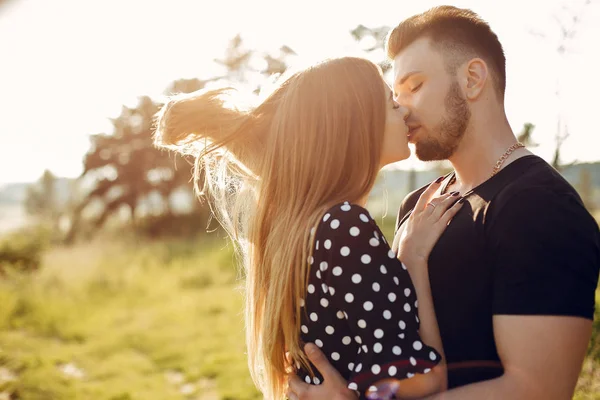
[287,6,600,399]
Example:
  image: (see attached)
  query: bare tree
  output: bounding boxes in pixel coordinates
[530,0,595,170]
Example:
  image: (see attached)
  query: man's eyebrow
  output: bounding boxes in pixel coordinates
[395,70,422,86]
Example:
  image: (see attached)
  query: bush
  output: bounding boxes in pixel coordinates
[0,227,51,274]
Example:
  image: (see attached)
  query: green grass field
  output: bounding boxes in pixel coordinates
[0,216,598,399]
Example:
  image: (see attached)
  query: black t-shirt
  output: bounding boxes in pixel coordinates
[394,155,600,389]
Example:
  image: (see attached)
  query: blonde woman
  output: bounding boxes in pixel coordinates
[154,57,462,399]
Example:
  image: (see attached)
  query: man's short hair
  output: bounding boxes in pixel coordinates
[386,6,506,98]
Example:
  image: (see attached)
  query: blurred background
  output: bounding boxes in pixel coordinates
[0,0,599,399]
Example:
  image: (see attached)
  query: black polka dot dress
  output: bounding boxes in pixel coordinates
[296,202,441,397]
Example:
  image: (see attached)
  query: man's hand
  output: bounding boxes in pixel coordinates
[287,343,357,400]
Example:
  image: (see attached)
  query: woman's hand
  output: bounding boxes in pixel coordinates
[398,179,463,269]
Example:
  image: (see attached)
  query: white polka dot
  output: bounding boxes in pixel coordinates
[374,329,384,339]
[315,339,323,347]
[371,364,381,374]
[369,238,380,247]
[301,325,308,334]
[413,341,423,351]
[361,254,371,264]
[300,298,305,307]
[393,346,402,355]
[363,301,373,311]
[416,315,420,323]
[316,270,321,279]
[404,288,411,297]
[348,362,355,371]
[310,227,316,236]
[341,204,352,211]
[393,277,399,285]
[388,366,397,376]
[407,372,415,378]
[372,282,380,292]
[345,293,354,303]
[383,310,392,319]
[349,227,360,236]
[415,300,418,308]
[362,345,369,353]
[368,386,377,393]
[398,333,405,339]
[410,357,417,366]
[320,298,329,308]
[374,231,379,239]
[355,336,362,344]
[401,263,407,270]
[380,265,388,274]
[388,250,396,259]
[388,293,397,302]
[348,382,358,390]
[324,240,332,249]
[307,284,315,294]
[326,325,335,335]
[340,246,350,256]
[315,240,319,250]
[330,219,340,229]
[305,375,311,383]
[342,336,352,345]
[374,343,383,353]
[329,287,336,296]
[331,352,340,361]
[358,319,367,328]
[310,312,318,321]
[313,377,320,384]
[430,351,437,361]
[359,214,369,223]
[323,213,331,222]
[342,311,348,319]
[308,256,314,264]
[424,368,431,374]
[355,363,362,372]
[332,266,342,276]
[351,274,362,284]
[399,320,406,330]
[320,261,328,271]
[336,311,345,319]
[322,284,329,293]
[404,303,411,312]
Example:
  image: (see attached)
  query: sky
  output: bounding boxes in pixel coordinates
[0,0,599,184]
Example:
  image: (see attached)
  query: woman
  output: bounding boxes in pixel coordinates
[154,57,462,399]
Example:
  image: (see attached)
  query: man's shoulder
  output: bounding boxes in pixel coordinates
[491,157,584,214]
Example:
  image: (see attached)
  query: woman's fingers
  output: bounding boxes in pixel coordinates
[439,197,465,225]
[430,191,461,220]
[414,176,446,212]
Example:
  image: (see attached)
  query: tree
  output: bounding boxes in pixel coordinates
[24,170,61,228]
[529,0,596,170]
[66,36,296,242]
[350,24,393,75]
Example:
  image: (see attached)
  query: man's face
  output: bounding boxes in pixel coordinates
[393,37,471,161]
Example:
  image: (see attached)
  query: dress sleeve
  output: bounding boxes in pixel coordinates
[314,202,441,396]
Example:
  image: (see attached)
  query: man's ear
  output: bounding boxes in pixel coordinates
[463,58,488,100]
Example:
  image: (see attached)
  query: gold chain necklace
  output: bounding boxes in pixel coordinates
[441,142,525,194]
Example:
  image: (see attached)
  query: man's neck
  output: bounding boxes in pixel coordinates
[447,114,531,192]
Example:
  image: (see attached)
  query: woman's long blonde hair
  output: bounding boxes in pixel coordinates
[154,57,387,399]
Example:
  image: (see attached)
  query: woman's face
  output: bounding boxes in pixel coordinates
[380,83,411,168]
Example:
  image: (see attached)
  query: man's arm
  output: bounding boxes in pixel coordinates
[421,315,592,400]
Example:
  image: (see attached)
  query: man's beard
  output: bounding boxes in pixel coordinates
[414,80,471,161]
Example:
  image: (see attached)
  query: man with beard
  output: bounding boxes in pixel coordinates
[287,6,600,400]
